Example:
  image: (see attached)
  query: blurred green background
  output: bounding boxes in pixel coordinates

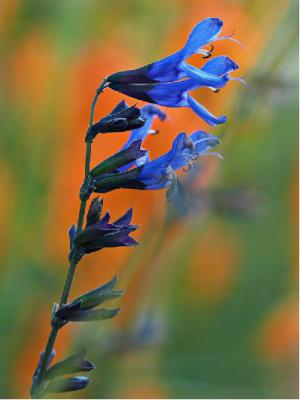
[0,0,298,398]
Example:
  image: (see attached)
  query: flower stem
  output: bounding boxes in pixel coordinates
[31,79,107,398]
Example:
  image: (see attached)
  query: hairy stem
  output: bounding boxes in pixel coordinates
[31,80,107,398]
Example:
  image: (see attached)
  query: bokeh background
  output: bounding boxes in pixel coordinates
[0,0,298,398]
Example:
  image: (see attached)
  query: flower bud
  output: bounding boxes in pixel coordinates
[90,140,147,177]
[85,100,145,142]
[46,376,89,393]
[46,350,95,380]
[56,303,121,322]
[73,275,124,310]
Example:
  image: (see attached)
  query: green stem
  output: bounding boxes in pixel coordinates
[31,79,107,398]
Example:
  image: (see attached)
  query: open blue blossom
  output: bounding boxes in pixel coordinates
[134,131,221,189]
[93,130,221,193]
[109,55,239,126]
[107,17,240,125]
[108,18,238,84]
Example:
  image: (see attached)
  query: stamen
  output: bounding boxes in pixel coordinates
[197,49,211,58]
[197,44,215,59]
[199,44,215,59]
[231,77,248,86]
[214,31,245,47]
[201,152,224,160]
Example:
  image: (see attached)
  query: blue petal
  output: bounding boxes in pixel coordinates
[147,51,185,82]
[148,18,224,82]
[182,18,223,59]
[138,17,224,82]
[180,62,230,88]
[158,131,220,171]
[149,132,189,170]
[141,104,166,121]
[201,55,239,75]
[121,105,166,150]
[168,133,195,170]
[186,95,227,125]
[148,79,199,107]
[137,162,172,189]
[135,128,222,190]
[190,130,221,152]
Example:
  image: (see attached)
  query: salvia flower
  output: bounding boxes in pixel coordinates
[108,18,237,84]
[86,100,145,142]
[93,130,221,193]
[71,200,138,262]
[107,18,240,125]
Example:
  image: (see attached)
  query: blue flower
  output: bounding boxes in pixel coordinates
[109,56,238,126]
[136,131,221,189]
[108,18,238,84]
[93,130,221,193]
[107,17,240,125]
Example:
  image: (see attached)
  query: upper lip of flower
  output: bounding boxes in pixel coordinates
[107,17,228,85]
[107,17,241,85]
